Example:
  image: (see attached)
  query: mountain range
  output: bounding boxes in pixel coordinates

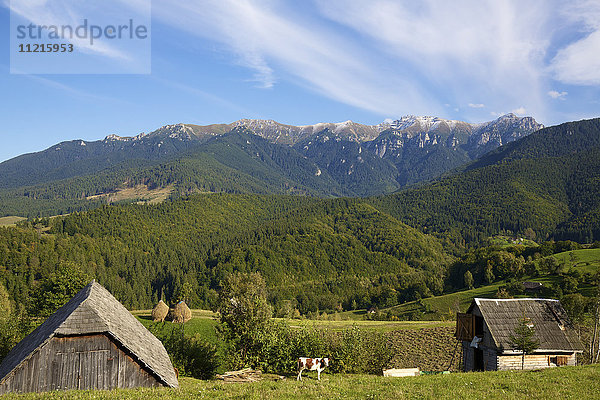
[0,114,542,217]
[1,115,599,314]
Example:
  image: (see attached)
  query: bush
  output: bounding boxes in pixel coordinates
[562,275,579,294]
[150,323,219,379]
[251,323,393,375]
[218,272,272,369]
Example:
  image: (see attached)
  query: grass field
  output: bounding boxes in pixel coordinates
[549,248,600,275]
[0,216,26,226]
[380,282,505,320]
[133,310,460,372]
[4,364,600,399]
[133,310,220,344]
[86,184,173,204]
[133,310,453,337]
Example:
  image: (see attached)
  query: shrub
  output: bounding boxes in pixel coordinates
[150,323,219,379]
[255,323,393,375]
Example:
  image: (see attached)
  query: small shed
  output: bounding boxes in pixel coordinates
[455,298,583,371]
[0,281,178,394]
[522,282,543,293]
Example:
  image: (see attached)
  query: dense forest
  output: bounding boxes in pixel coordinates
[0,194,450,316]
[0,118,598,346]
[371,119,600,245]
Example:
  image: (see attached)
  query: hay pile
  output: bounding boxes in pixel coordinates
[169,300,192,323]
[216,368,263,383]
[151,300,169,322]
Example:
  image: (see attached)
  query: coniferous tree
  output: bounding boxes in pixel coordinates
[509,315,540,370]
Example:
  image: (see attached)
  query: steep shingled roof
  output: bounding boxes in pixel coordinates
[469,298,583,353]
[0,281,178,388]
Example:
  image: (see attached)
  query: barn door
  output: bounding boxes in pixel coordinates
[474,348,484,371]
[50,351,80,391]
[79,350,113,390]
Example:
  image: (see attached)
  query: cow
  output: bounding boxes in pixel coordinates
[297,357,329,381]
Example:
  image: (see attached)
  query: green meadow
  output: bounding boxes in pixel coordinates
[3,364,599,400]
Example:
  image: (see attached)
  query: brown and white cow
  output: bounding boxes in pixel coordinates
[297,357,329,381]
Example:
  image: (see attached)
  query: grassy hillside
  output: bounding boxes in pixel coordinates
[379,283,505,320]
[379,246,600,321]
[3,365,600,399]
[0,216,26,227]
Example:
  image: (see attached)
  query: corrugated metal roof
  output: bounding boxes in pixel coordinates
[0,281,178,388]
[471,298,583,353]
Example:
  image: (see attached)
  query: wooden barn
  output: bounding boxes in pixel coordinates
[455,298,583,371]
[0,281,178,394]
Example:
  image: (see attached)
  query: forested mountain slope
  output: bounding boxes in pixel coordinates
[1,194,450,313]
[370,118,600,244]
[0,115,541,217]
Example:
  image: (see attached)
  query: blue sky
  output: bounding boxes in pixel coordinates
[1,0,599,162]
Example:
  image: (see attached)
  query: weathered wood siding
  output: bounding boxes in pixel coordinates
[497,353,577,371]
[461,342,498,371]
[482,347,497,371]
[463,342,577,372]
[0,334,162,394]
[462,342,473,371]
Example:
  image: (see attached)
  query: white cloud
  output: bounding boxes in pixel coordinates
[7,0,137,61]
[315,1,551,111]
[551,31,600,85]
[151,0,598,121]
[548,90,568,100]
[512,107,527,116]
[153,0,432,116]
[550,0,600,85]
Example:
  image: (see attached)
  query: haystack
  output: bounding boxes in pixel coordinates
[169,301,191,323]
[151,300,169,322]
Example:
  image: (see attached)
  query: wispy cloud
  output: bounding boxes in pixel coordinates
[11,0,589,122]
[7,0,133,60]
[512,107,527,116]
[548,90,568,100]
[315,0,552,119]
[152,76,255,116]
[18,73,132,104]
[551,33,600,85]
[550,0,600,85]
[153,0,434,116]
[148,0,600,123]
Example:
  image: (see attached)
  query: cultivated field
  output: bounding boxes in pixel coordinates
[3,364,599,399]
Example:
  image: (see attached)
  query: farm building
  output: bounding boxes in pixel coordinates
[455,298,583,371]
[0,281,178,394]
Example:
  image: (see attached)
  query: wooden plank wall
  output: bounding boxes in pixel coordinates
[461,343,498,371]
[482,348,498,371]
[461,342,473,371]
[0,334,161,394]
[498,353,577,371]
